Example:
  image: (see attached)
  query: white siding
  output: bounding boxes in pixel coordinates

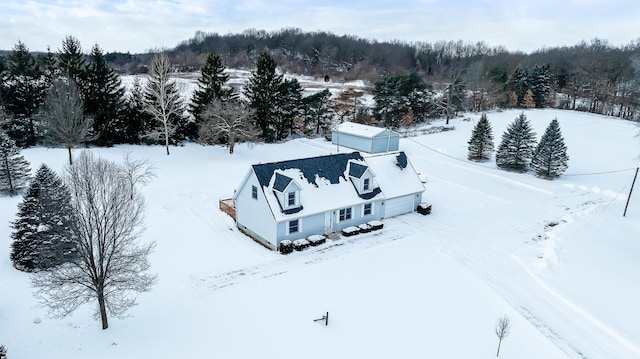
[383,196,415,218]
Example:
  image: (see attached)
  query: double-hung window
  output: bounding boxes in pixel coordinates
[339,207,352,221]
[288,219,299,234]
[363,178,370,191]
[363,203,372,216]
[287,191,296,206]
[251,185,258,199]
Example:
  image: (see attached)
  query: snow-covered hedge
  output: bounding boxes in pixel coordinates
[293,239,310,251]
[307,235,326,246]
[279,240,293,255]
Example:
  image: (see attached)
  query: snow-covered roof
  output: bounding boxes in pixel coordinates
[332,122,397,139]
[250,151,424,222]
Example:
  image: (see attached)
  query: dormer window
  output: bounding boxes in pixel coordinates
[288,191,296,206]
[363,178,370,191]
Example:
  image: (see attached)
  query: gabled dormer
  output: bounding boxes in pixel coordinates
[272,172,303,214]
[348,161,381,200]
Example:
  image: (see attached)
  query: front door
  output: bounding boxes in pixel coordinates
[324,211,334,233]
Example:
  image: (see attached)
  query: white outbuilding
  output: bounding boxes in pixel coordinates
[331,122,400,153]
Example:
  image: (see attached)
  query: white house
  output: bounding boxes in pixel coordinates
[231,151,425,250]
[332,122,400,153]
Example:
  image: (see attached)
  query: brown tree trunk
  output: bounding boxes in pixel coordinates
[98,290,109,329]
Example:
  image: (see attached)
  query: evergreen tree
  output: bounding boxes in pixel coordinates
[0,130,31,195]
[496,112,537,172]
[3,41,48,146]
[189,52,234,125]
[507,66,529,106]
[275,78,303,139]
[531,118,569,179]
[530,64,552,108]
[58,36,86,84]
[244,52,285,142]
[301,88,332,134]
[467,113,494,161]
[37,46,61,83]
[123,76,151,144]
[83,44,127,145]
[10,164,77,272]
[373,73,431,128]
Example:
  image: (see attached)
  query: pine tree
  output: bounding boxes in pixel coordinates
[123,76,151,144]
[58,36,86,84]
[10,164,77,272]
[507,66,529,105]
[467,113,494,161]
[83,44,127,145]
[244,52,284,142]
[301,88,331,134]
[4,41,48,146]
[275,78,303,140]
[190,52,234,125]
[530,65,552,108]
[0,131,30,195]
[496,112,537,172]
[531,118,569,179]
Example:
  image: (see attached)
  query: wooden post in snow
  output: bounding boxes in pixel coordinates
[623,167,639,217]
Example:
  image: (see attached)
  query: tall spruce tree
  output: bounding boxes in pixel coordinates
[531,118,569,179]
[3,41,48,146]
[0,130,31,195]
[530,64,552,108]
[83,44,127,145]
[373,73,431,128]
[507,66,529,107]
[10,164,77,272]
[467,113,494,161]
[244,52,284,142]
[58,36,86,84]
[190,52,234,125]
[275,78,303,139]
[496,112,537,172]
[123,76,151,144]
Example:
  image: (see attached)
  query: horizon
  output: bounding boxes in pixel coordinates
[1,0,638,54]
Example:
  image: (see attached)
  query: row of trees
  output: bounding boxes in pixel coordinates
[467,113,569,179]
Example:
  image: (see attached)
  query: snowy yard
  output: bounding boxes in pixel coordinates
[1,108,639,358]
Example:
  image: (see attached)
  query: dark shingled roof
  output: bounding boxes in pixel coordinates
[253,152,365,188]
[348,162,368,178]
[272,172,293,192]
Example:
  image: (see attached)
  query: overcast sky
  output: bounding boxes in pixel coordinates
[2,0,638,54]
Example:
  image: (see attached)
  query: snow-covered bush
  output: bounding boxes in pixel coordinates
[307,235,326,246]
[293,239,310,251]
[279,240,293,255]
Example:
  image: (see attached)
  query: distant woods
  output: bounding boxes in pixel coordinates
[1,29,639,151]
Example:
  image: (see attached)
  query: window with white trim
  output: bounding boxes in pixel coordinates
[339,207,352,221]
[288,219,299,234]
[363,178,370,191]
[251,185,258,199]
[287,191,296,206]
[363,203,372,216]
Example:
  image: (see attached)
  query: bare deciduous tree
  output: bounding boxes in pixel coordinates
[495,314,512,357]
[143,52,185,155]
[31,151,156,330]
[198,99,259,154]
[40,78,93,165]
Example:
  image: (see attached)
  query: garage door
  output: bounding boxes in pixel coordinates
[384,196,415,218]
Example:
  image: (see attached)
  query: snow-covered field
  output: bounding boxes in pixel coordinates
[1,108,639,358]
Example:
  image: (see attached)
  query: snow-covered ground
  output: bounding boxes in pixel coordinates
[1,108,639,358]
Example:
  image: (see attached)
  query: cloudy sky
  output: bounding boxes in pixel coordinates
[2,0,638,54]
